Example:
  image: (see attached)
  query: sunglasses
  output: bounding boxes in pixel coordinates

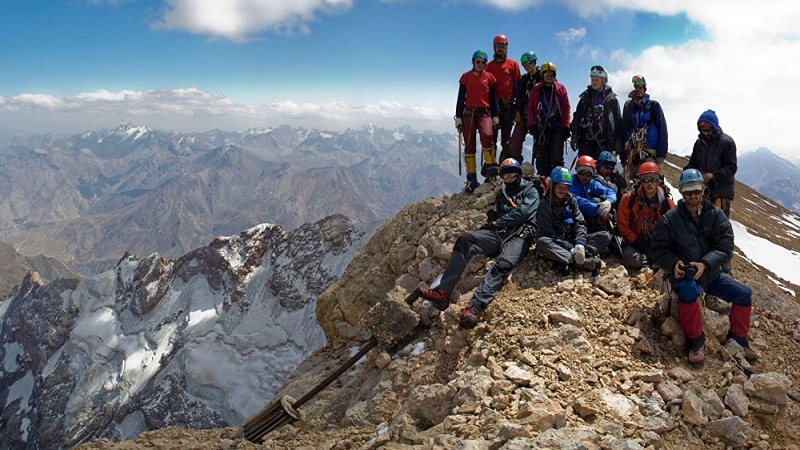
[700,127,713,133]
[682,190,703,197]
[474,60,487,65]
[502,173,519,181]
[495,43,508,48]
[641,177,659,184]
[577,170,592,177]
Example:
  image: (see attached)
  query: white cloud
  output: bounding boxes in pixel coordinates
[153,0,354,42]
[0,89,450,134]
[555,27,586,46]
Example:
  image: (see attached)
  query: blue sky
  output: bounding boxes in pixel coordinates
[1,0,800,161]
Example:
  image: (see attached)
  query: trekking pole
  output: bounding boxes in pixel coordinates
[458,129,463,176]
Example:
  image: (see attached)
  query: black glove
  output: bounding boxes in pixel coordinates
[632,236,648,253]
[561,128,571,141]
[486,209,500,223]
[527,125,539,139]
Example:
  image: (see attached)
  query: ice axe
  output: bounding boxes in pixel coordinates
[241,288,422,443]
[458,129,463,176]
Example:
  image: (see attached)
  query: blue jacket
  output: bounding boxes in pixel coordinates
[568,176,617,218]
[622,92,668,158]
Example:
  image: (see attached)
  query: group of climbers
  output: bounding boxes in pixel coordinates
[455,35,671,193]
[448,39,752,367]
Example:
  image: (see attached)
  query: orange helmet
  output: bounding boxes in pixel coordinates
[493,34,508,46]
[638,161,662,177]
[576,155,596,172]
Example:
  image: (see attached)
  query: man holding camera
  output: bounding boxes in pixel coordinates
[650,169,758,367]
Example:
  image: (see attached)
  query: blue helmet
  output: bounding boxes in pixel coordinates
[679,168,705,192]
[597,151,617,166]
[472,50,488,61]
[550,166,573,184]
[520,51,537,65]
[500,158,522,175]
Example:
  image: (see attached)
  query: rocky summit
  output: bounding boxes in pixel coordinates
[75,170,800,450]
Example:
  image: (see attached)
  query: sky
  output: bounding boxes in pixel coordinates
[1,0,800,161]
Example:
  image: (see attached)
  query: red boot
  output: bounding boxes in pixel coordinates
[419,287,450,311]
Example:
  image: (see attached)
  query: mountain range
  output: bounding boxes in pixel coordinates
[737,148,800,214]
[2,153,800,449]
[0,122,461,277]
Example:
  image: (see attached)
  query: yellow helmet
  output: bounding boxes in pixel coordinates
[540,61,557,76]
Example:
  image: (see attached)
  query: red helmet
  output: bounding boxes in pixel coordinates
[576,155,596,171]
[638,161,662,177]
[493,34,508,46]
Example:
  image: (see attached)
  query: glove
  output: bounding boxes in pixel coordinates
[528,125,540,139]
[570,138,578,151]
[572,244,586,265]
[597,200,612,219]
[561,128,571,141]
[454,117,462,130]
[492,116,500,128]
[631,236,648,252]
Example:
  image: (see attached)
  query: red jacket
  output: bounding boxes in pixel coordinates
[617,186,674,244]
[486,58,520,100]
[526,81,571,130]
[459,70,497,109]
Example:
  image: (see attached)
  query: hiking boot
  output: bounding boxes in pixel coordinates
[688,346,705,368]
[481,162,499,178]
[459,301,485,329]
[419,287,450,311]
[726,332,759,363]
[557,262,572,276]
[464,173,480,194]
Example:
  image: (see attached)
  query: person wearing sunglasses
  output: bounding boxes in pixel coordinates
[455,49,500,193]
[525,61,572,180]
[616,162,674,271]
[535,166,611,279]
[596,151,627,204]
[570,65,623,161]
[685,109,737,219]
[505,50,541,164]
[417,158,541,329]
[650,169,758,367]
[568,155,617,234]
[486,34,521,167]
[621,75,669,181]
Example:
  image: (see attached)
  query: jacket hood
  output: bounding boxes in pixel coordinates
[697,109,720,132]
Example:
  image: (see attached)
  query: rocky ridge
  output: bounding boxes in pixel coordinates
[78,161,800,450]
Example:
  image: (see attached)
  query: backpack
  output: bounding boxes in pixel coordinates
[625,177,672,232]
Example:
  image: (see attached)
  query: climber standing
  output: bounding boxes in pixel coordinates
[455,50,499,193]
[621,75,668,180]
[486,34,521,166]
[570,65,623,160]
[418,159,540,329]
[506,50,541,163]
[650,168,759,368]
[526,61,571,178]
[685,109,737,219]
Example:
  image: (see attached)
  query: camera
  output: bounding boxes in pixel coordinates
[680,263,697,280]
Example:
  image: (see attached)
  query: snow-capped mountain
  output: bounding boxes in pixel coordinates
[0,214,379,449]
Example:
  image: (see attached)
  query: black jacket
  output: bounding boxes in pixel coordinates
[649,198,733,288]
[570,85,623,153]
[536,193,587,249]
[685,130,737,200]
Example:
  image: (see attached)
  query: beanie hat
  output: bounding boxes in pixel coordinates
[697,109,720,132]
[590,65,608,81]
